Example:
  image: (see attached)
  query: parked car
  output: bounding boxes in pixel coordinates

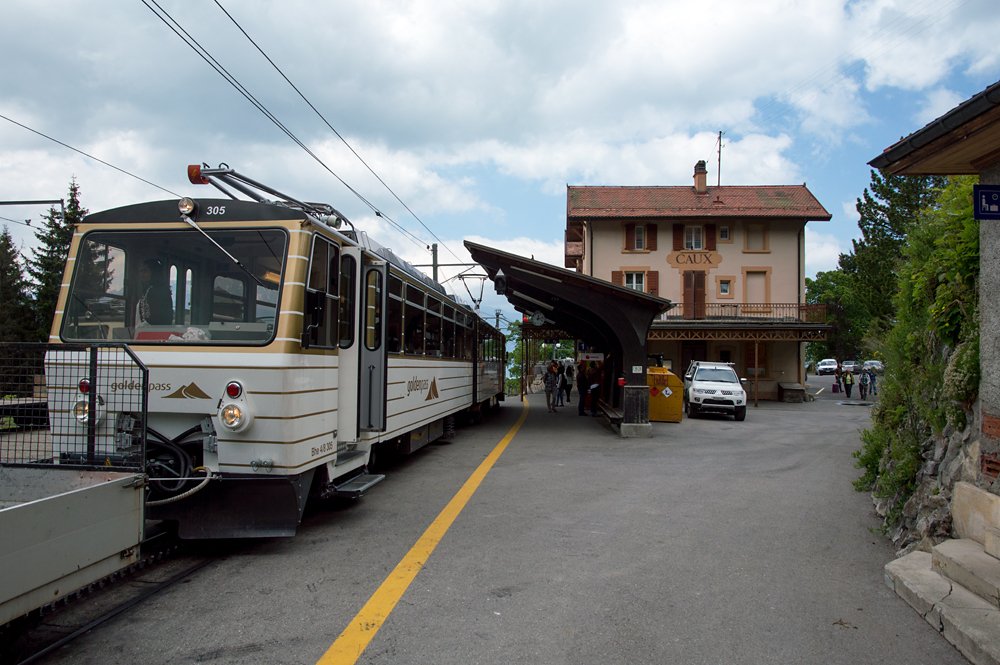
[862,360,884,374]
[841,360,860,374]
[816,358,838,375]
[683,361,747,421]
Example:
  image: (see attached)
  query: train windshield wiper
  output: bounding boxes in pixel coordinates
[179,213,265,288]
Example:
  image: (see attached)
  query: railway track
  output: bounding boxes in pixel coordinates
[1,529,226,665]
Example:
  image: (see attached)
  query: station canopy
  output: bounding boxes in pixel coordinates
[464,240,673,387]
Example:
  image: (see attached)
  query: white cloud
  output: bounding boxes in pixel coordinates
[805,227,843,277]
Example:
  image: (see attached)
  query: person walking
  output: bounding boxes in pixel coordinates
[858,367,869,400]
[834,363,843,394]
[563,362,574,404]
[577,361,589,416]
[843,369,855,399]
[587,361,603,417]
[543,360,560,413]
[555,363,566,407]
[868,368,878,397]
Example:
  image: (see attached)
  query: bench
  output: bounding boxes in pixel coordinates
[596,400,624,426]
[778,382,806,403]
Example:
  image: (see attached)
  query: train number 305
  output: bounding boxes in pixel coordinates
[205,205,226,215]
[311,441,335,457]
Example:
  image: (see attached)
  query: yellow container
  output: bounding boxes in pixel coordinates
[647,367,683,423]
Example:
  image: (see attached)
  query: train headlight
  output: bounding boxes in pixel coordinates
[73,395,106,425]
[218,380,253,433]
[220,403,244,429]
[178,197,197,216]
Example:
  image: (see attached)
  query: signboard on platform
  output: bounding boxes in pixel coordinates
[974,185,1000,220]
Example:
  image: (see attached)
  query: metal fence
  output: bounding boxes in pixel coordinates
[0,343,148,471]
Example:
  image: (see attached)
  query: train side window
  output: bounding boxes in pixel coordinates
[442,306,455,358]
[305,236,339,348]
[387,275,403,353]
[364,268,382,351]
[425,297,441,356]
[404,284,424,355]
[338,254,355,348]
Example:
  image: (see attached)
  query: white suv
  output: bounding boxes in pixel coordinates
[683,361,748,421]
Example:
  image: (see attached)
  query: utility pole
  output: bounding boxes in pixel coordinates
[429,243,438,282]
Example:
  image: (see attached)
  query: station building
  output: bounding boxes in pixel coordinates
[565,161,832,400]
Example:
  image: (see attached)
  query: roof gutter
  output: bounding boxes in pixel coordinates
[869,79,1000,170]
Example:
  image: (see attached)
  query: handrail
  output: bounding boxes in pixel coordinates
[656,303,826,323]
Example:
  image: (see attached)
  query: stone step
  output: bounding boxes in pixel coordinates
[885,551,1000,665]
[933,539,1000,609]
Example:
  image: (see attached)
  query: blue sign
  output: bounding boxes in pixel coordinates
[974,185,1000,220]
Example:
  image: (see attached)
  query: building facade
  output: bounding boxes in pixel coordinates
[565,161,832,400]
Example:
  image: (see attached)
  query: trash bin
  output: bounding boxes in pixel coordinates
[647,367,683,423]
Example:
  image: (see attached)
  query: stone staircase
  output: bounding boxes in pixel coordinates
[884,482,1000,664]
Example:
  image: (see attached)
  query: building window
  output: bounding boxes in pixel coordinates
[744,224,768,252]
[684,226,703,250]
[625,271,645,292]
[719,225,731,242]
[634,225,645,250]
[720,280,730,295]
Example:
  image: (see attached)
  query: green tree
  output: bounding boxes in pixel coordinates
[843,170,945,328]
[27,179,86,342]
[805,268,866,361]
[853,176,979,527]
[0,226,35,343]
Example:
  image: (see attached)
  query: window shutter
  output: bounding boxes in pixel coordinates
[647,224,657,251]
[647,270,659,296]
[611,270,624,286]
[624,224,635,251]
[673,224,684,251]
[705,224,716,251]
[683,271,694,318]
[694,271,706,319]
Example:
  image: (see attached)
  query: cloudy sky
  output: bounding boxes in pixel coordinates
[1,0,997,324]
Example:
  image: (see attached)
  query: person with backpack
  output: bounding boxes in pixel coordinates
[858,366,869,400]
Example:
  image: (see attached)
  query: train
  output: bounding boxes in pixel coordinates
[38,163,506,539]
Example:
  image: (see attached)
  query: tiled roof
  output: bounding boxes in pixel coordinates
[567,185,832,221]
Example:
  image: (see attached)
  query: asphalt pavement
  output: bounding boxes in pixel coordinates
[40,385,966,665]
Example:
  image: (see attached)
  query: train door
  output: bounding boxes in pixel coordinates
[359,257,388,431]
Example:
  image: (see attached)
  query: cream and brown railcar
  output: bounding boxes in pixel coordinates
[48,167,504,538]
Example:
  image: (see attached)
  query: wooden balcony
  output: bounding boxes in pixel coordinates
[656,303,827,323]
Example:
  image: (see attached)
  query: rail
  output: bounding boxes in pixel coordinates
[656,303,826,323]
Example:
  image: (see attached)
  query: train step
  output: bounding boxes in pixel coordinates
[326,473,385,499]
[334,449,367,466]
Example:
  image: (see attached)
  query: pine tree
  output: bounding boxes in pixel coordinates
[27,179,87,342]
[0,226,34,343]
[843,170,945,327]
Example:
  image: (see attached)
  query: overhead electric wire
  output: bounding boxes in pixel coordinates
[0,112,180,198]
[139,0,430,252]
[213,0,465,264]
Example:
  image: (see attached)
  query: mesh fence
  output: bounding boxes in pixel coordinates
[0,343,147,470]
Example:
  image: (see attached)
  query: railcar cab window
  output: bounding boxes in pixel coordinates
[61,229,285,344]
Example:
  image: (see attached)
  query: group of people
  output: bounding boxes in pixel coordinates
[543,359,604,416]
[834,364,878,400]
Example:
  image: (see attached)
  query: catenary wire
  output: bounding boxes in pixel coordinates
[140,0,430,252]
[212,0,465,264]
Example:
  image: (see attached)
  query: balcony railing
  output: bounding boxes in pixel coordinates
[656,303,827,323]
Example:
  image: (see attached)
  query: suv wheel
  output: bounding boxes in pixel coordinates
[734,406,746,421]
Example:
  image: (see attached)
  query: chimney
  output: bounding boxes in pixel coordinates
[693,160,708,194]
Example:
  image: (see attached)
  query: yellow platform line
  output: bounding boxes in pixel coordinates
[316,397,530,664]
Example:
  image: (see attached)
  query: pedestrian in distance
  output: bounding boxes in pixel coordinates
[555,363,566,407]
[843,369,855,399]
[858,367,869,400]
[587,361,603,417]
[833,363,843,394]
[543,360,560,412]
[563,362,574,404]
[868,368,878,397]
[576,361,589,416]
